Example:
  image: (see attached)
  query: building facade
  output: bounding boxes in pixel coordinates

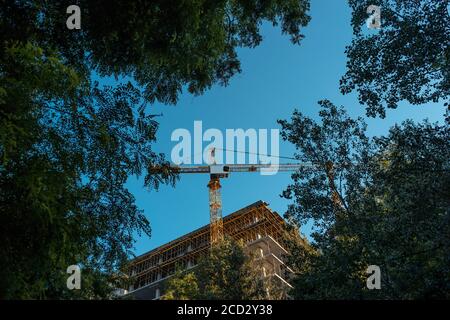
[121,201,294,300]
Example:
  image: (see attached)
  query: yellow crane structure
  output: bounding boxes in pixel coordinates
[175,161,315,244]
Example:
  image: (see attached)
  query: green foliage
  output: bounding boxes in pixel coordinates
[163,272,200,300]
[2,0,310,105]
[163,238,267,300]
[0,41,175,299]
[279,102,450,299]
[341,0,450,117]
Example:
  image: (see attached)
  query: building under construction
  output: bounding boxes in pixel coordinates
[120,201,295,300]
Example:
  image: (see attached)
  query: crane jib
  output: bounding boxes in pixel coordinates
[168,162,316,245]
[174,163,314,174]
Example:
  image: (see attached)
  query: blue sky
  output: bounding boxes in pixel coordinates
[124,1,446,256]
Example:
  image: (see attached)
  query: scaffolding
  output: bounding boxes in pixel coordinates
[126,201,286,292]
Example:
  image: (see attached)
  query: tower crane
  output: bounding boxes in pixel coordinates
[173,157,316,244]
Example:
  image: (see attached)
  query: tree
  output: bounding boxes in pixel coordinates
[2,0,310,105]
[163,238,267,300]
[341,0,450,117]
[0,42,174,299]
[0,1,311,298]
[161,272,200,300]
[278,101,450,299]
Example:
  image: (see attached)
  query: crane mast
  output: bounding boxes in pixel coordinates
[207,174,223,243]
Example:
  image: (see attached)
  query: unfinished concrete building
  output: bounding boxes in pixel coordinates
[120,201,294,299]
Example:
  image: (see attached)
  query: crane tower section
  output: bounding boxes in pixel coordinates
[207,174,223,244]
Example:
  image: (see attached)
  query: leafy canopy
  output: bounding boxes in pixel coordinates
[163,238,267,300]
[341,0,450,117]
[279,102,450,299]
[2,0,310,104]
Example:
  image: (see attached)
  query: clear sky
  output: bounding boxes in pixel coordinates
[124,0,446,256]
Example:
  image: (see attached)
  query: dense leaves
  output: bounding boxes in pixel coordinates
[341,0,450,117]
[279,102,450,299]
[2,0,310,104]
[0,42,174,298]
[163,238,268,300]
